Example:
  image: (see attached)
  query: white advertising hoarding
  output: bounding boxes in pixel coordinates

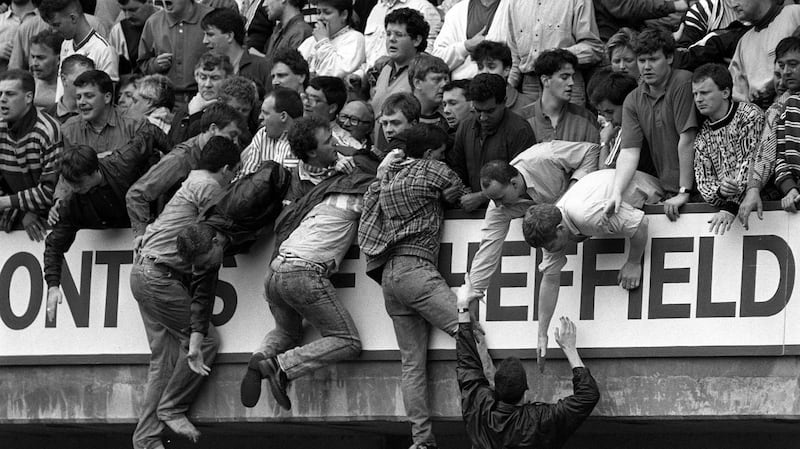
[0,208,795,363]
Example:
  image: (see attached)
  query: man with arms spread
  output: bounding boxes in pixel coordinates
[456,286,599,449]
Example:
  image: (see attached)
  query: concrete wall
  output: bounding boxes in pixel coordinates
[4,356,800,424]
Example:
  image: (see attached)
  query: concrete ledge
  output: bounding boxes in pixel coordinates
[4,357,800,423]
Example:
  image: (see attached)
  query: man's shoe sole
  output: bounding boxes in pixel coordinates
[240,354,266,408]
[264,357,292,410]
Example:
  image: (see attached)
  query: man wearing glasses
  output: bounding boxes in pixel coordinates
[337,100,375,149]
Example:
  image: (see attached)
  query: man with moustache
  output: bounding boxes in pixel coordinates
[109,0,156,75]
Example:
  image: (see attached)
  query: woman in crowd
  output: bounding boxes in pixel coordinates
[297,0,366,79]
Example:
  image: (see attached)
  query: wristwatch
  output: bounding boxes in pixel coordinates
[457,307,470,313]
[678,186,690,194]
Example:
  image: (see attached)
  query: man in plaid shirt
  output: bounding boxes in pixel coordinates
[358,124,477,449]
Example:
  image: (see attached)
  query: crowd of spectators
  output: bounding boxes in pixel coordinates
[3,0,800,447]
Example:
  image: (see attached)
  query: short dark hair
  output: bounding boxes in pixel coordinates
[522,204,563,248]
[588,69,638,107]
[381,92,421,123]
[468,73,506,103]
[199,102,245,132]
[30,29,63,54]
[73,70,114,95]
[176,223,216,265]
[61,54,95,74]
[776,36,800,61]
[39,0,80,22]
[195,51,234,75]
[494,357,528,404]
[472,40,512,69]
[286,0,305,7]
[137,74,175,110]
[409,53,449,91]
[197,135,241,172]
[396,124,448,158]
[201,7,245,46]
[443,79,471,98]
[606,27,637,62]
[384,7,429,53]
[0,70,36,95]
[59,145,98,183]
[288,116,329,162]
[479,160,519,188]
[272,48,310,87]
[533,48,578,78]
[309,76,348,117]
[218,76,258,110]
[270,87,304,119]
[692,63,733,92]
[631,27,675,57]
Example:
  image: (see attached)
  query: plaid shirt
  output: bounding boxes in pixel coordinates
[0,107,62,211]
[358,158,467,272]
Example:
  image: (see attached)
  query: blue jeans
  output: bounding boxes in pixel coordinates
[130,259,219,449]
[256,257,361,380]
[381,255,460,447]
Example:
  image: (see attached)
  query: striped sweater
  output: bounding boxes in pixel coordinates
[775,94,800,194]
[0,107,62,211]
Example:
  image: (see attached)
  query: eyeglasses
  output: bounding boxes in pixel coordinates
[338,113,371,127]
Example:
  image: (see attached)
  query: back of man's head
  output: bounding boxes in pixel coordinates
[494,357,528,404]
[40,0,81,22]
[479,160,519,189]
[270,87,304,119]
[395,123,448,158]
[587,69,638,107]
[468,73,506,104]
[59,144,98,183]
[61,54,95,76]
[200,102,244,133]
[197,135,241,172]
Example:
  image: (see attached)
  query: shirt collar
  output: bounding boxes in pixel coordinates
[276,13,305,32]
[707,101,738,131]
[753,3,782,31]
[641,70,675,100]
[7,106,38,140]
[330,25,351,40]
[380,0,407,7]
[2,5,37,21]
[298,160,335,184]
[83,107,119,131]
[165,2,205,27]
[72,29,97,52]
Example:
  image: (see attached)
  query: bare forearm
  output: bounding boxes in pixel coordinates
[678,131,697,189]
[613,147,640,197]
[627,217,648,264]
[538,274,561,338]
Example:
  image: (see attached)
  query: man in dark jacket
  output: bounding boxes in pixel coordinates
[456,283,599,449]
[43,124,166,322]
